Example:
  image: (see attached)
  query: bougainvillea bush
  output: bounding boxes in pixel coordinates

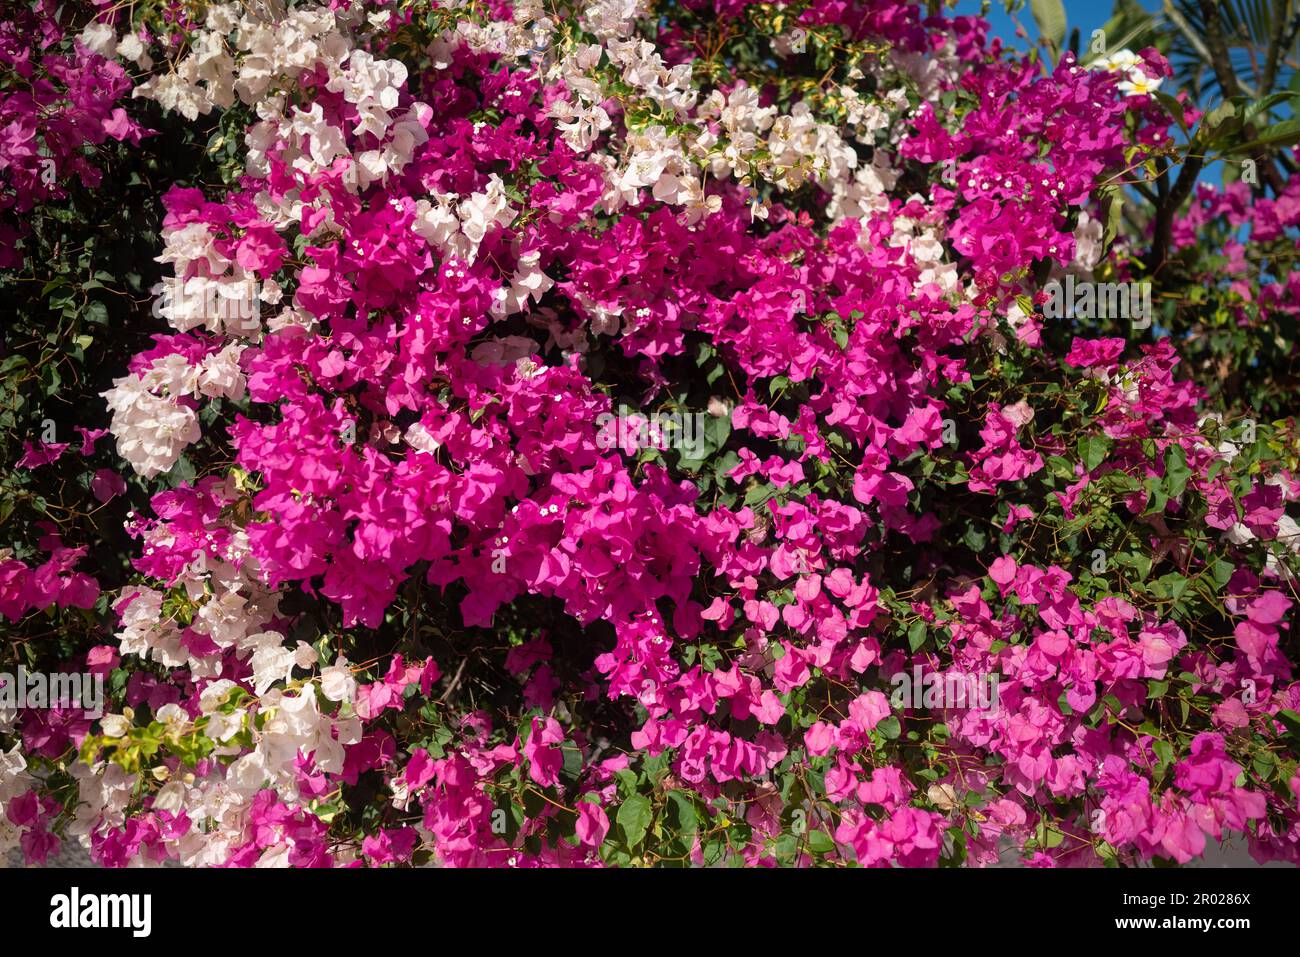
[3,0,1300,868]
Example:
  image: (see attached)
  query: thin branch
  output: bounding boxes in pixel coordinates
[1147,152,1205,274]
[1260,0,1287,97]
[1194,0,1255,99]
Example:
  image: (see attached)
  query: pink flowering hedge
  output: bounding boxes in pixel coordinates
[3,0,1300,868]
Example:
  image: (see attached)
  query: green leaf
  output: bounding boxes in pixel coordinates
[1099,183,1123,252]
[1152,91,1189,137]
[1223,118,1300,153]
[1276,710,1300,742]
[1030,0,1067,48]
[560,742,584,783]
[616,793,652,849]
[665,791,697,836]
[743,482,775,507]
[806,829,835,854]
[84,300,109,325]
[907,619,927,652]
[1080,434,1111,472]
[613,768,639,797]
[1142,476,1168,515]
[1202,101,1238,130]
[1163,444,1191,500]
[1244,91,1299,123]
[1209,558,1234,589]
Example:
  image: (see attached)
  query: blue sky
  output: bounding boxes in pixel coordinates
[953,0,1162,51]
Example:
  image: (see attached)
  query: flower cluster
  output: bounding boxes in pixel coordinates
[0,1,149,268]
[2,0,1299,870]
